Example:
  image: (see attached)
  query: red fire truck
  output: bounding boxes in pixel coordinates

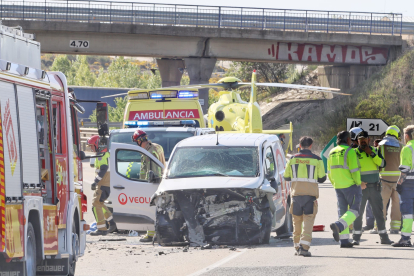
[0,25,88,275]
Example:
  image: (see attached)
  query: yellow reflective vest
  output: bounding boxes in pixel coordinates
[328,144,361,189]
[354,146,385,183]
[399,140,414,186]
[283,149,326,198]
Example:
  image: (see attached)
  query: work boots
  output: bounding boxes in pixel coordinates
[298,246,311,257]
[340,241,354,248]
[392,238,412,247]
[294,247,300,256]
[380,234,393,245]
[362,225,374,231]
[139,234,153,242]
[330,223,340,242]
[107,220,117,233]
[90,229,108,236]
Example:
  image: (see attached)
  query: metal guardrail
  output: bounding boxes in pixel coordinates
[0,0,406,35]
[80,121,122,128]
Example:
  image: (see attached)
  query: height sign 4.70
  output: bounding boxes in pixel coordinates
[347,118,388,136]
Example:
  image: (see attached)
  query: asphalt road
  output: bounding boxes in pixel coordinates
[76,162,414,276]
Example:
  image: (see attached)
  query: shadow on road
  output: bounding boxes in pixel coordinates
[267,237,338,248]
[311,255,414,260]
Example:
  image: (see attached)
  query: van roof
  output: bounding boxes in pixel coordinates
[176,133,278,148]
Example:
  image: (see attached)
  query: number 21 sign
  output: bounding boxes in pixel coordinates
[347,118,388,136]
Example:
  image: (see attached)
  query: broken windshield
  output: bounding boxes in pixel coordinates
[168,147,259,178]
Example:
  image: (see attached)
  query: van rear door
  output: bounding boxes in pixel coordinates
[109,143,164,231]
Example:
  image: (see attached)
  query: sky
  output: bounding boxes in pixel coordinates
[117,0,414,18]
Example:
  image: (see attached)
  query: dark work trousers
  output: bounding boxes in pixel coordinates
[353,183,387,240]
[365,200,375,228]
[335,185,362,243]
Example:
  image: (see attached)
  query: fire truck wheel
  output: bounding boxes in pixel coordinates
[26,222,37,276]
[68,222,79,276]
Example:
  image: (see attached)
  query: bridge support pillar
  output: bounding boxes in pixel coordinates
[318,65,381,97]
[184,57,217,114]
[156,58,185,87]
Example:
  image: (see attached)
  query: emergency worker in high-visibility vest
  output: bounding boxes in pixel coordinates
[88,135,116,236]
[393,125,414,247]
[132,129,166,243]
[284,136,326,257]
[375,126,403,234]
[351,130,393,245]
[328,131,362,248]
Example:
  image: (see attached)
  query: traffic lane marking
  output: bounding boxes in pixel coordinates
[188,248,248,276]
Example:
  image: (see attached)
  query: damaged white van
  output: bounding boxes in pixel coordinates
[149,133,292,246]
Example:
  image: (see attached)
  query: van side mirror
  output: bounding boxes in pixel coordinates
[96,102,109,137]
[148,171,158,184]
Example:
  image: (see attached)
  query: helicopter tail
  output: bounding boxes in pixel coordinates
[250,70,257,104]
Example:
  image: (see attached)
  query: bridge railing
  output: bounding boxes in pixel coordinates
[0,0,404,35]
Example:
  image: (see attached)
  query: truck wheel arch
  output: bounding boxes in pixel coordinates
[28,210,43,265]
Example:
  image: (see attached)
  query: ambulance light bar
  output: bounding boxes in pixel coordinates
[150,91,177,99]
[128,92,149,100]
[178,91,198,98]
[124,120,196,128]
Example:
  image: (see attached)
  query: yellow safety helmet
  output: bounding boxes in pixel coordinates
[386,125,401,139]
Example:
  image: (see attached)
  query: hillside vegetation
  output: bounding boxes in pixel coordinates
[293,48,414,150]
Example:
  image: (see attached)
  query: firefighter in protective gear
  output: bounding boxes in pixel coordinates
[375,125,402,234]
[87,135,116,236]
[284,136,326,257]
[351,131,393,245]
[132,129,166,242]
[392,125,414,247]
[328,131,362,248]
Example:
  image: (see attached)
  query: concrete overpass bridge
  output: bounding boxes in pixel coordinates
[1,0,411,110]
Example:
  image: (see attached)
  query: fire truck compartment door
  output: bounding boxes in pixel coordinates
[0,82,22,197]
[16,86,40,189]
[110,143,165,231]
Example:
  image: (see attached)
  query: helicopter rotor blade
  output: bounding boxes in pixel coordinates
[238,82,350,95]
[166,83,229,89]
[101,92,129,99]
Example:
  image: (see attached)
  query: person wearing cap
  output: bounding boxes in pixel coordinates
[351,130,393,245]
[328,131,362,248]
[370,126,402,235]
[284,136,326,257]
[132,129,166,242]
[392,125,414,247]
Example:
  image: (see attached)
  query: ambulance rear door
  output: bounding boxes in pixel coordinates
[109,142,164,231]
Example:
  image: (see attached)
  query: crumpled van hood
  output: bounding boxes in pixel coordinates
[156,176,262,194]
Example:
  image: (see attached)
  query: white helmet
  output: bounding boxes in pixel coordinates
[350,127,364,141]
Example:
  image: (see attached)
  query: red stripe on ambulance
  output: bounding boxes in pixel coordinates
[128,109,200,121]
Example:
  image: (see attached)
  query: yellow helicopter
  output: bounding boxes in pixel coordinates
[173,70,348,129]
[102,70,348,153]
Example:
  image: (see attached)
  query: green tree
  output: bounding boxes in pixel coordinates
[226,61,288,100]
[95,56,140,88]
[73,56,95,86]
[50,55,74,81]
